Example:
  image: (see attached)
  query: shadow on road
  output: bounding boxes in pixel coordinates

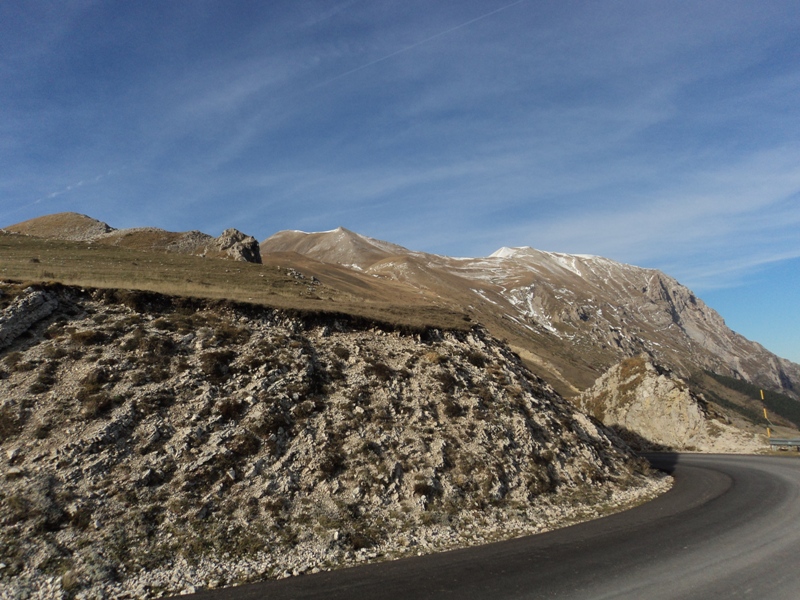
[640,452,680,474]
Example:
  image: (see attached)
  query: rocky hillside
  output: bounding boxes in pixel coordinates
[6,213,262,264]
[575,356,763,453]
[0,283,666,599]
[8,214,798,408]
[260,229,800,408]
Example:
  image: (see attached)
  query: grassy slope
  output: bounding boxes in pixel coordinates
[0,232,471,332]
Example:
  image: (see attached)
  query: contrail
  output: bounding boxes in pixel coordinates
[0,169,118,224]
[316,0,525,87]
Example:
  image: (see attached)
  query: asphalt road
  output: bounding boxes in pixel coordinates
[183,454,800,600]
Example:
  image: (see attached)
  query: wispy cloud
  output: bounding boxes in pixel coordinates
[314,0,525,87]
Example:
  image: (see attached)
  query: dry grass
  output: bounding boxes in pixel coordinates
[0,231,470,331]
[4,212,111,239]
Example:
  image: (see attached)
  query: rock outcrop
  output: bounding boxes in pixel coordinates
[0,288,58,350]
[0,283,666,599]
[575,356,762,452]
[214,228,261,263]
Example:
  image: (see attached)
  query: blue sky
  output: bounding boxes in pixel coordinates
[2,1,799,362]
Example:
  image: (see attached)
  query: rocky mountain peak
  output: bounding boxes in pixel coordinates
[261,228,411,270]
[490,246,533,259]
[260,226,800,398]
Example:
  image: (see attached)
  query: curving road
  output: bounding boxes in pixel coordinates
[183,454,800,600]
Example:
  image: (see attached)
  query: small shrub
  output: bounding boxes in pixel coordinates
[319,449,346,477]
[413,480,441,499]
[81,392,113,418]
[61,570,81,593]
[138,335,177,368]
[466,351,486,368]
[332,346,350,361]
[362,440,382,456]
[152,317,176,331]
[28,380,51,395]
[3,351,23,368]
[14,360,38,372]
[442,397,465,418]
[228,430,260,456]
[250,404,293,438]
[293,398,322,420]
[30,361,59,394]
[424,352,444,364]
[0,405,22,439]
[43,345,68,360]
[6,493,30,523]
[148,367,172,383]
[348,530,374,550]
[214,397,245,420]
[365,360,394,382]
[119,338,137,352]
[200,350,236,383]
[137,390,175,412]
[33,420,52,439]
[214,322,251,345]
[44,320,66,339]
[70,330,107,346]
[328,359,346,381]
[129,370,149,386]
[241,354,265,371]
[434,371,458,394]
[80,367,110,395]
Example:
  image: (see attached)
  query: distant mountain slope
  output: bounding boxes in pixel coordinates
[261,227,412,270]
[261,230,800,405]
[6,212,262,263]
[6,212,113,241]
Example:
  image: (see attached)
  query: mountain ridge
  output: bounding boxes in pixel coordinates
[5,213,799,417]
[261,227,799,404]
[6,212,262,264]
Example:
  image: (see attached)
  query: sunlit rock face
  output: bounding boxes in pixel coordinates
[576,355,761,452]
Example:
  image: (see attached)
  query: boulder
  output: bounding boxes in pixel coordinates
[214,228,262,263]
